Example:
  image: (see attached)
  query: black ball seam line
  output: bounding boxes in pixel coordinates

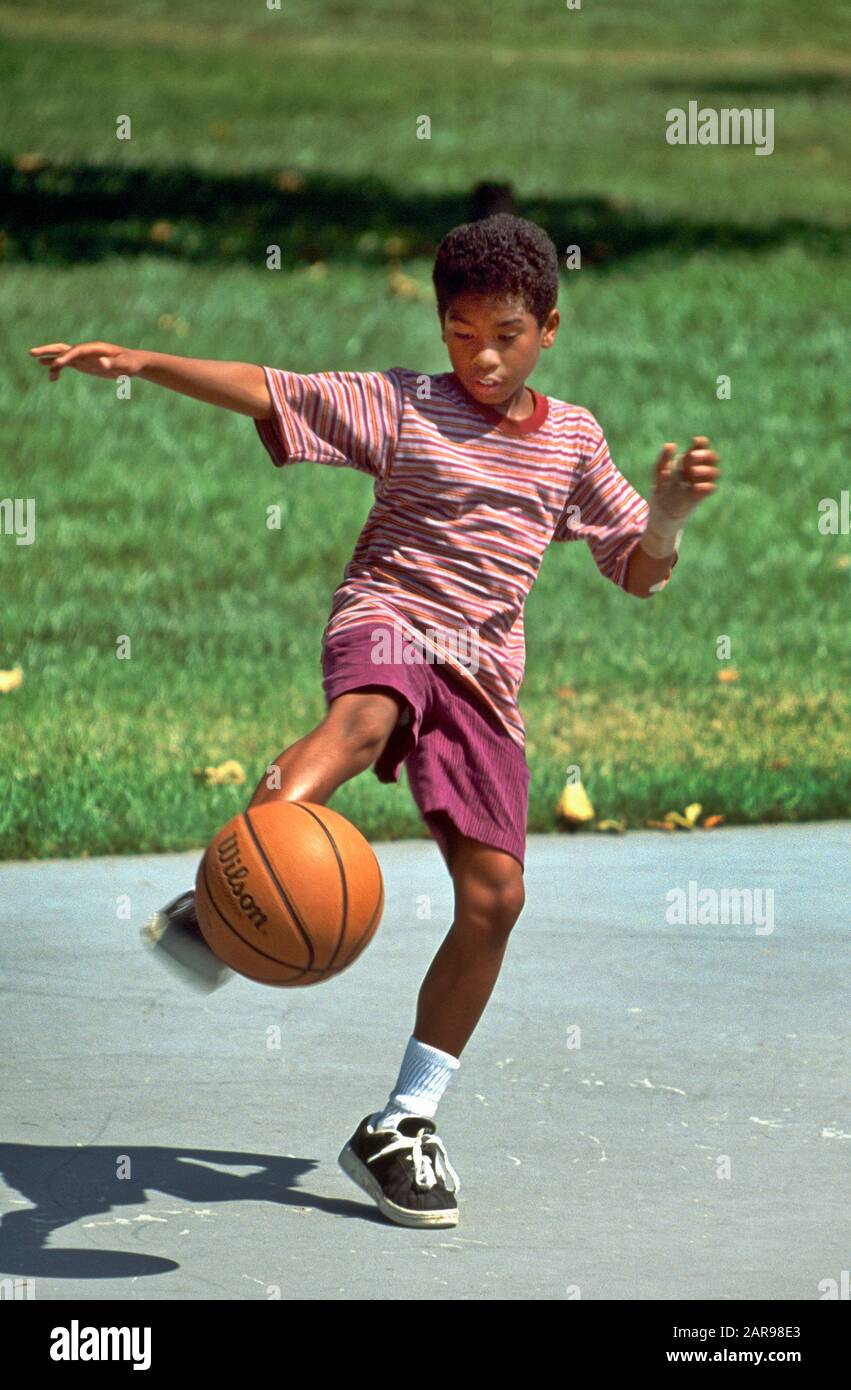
[199,850,312,980]
[242,806,317,972]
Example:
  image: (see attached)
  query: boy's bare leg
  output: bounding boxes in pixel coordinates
[248,687,405,808]
[252,702,525,1059]
[413,832,526,1059]
[143,687,406,987]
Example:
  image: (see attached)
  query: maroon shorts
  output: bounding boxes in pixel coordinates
[321,622,530,872]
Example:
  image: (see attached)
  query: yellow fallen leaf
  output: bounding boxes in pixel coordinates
[13,152,49,172]
[388,265,425,300]
[658,802,702,829]
[702,814,725,829]
[149,220,173,243]
[595,819,626,834]
[157,311,189,334]
[193,759,246,787]
[0,667,23,693]
[274,169,305,193]
[646,819,676,831]
[556,780,595,824]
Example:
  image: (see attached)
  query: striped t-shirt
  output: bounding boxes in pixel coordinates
[254,366,653,751]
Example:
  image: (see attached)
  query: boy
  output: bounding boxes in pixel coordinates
[29,213,720,1230]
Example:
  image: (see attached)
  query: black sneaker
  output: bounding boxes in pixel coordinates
[140,889,234,992]
[337,1113,460,1228]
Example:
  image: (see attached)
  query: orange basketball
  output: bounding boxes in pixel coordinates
[195,801,384,987]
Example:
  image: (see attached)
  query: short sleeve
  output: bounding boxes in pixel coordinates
[553,411,668,588]
[253,367,404,483]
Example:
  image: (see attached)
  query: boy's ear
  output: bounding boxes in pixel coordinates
[541,308,560,346]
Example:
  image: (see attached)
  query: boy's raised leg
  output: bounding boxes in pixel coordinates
[142,688,405,987]
[247,687,404,807]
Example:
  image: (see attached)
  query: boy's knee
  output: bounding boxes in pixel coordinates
[497,875,525,928]
[328,691,402,762]
[455,861,525,937]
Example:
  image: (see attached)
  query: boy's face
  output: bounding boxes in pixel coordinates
[440,292,559,406]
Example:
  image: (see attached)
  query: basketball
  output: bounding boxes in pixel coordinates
[195,801,384,986]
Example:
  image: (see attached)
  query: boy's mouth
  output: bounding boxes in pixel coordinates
[471,377,503,392]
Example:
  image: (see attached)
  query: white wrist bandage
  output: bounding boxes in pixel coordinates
[641,451,697,560]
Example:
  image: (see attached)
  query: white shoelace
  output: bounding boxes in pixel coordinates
[368,1128,461,1194]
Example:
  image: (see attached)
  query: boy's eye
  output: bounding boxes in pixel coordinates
[452,331,518,343]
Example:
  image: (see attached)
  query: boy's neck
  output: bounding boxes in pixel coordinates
[495,384,535,421]
[451,373,536,421]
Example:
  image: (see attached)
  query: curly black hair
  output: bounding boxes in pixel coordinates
[432,213,559,328]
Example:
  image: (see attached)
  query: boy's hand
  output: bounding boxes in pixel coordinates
[641,435,721,559]
[653,436,721,509]
[29,341,145,382]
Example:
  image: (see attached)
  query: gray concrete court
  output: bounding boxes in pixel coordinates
[0,822,848,1301]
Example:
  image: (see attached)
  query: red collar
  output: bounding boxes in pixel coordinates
[449,372,549,436]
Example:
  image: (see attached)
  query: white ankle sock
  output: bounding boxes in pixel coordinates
[370,1034,460,1131]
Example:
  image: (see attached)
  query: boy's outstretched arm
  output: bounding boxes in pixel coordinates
[625,435,720,597]
[28,342,273,420]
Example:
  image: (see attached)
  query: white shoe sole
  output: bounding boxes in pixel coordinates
[141,909,233,992]
[337,1142,459,1228]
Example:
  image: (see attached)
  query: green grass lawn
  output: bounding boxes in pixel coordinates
[3,248,848,858]
[1,0,849,235]
[1,1,848,858]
